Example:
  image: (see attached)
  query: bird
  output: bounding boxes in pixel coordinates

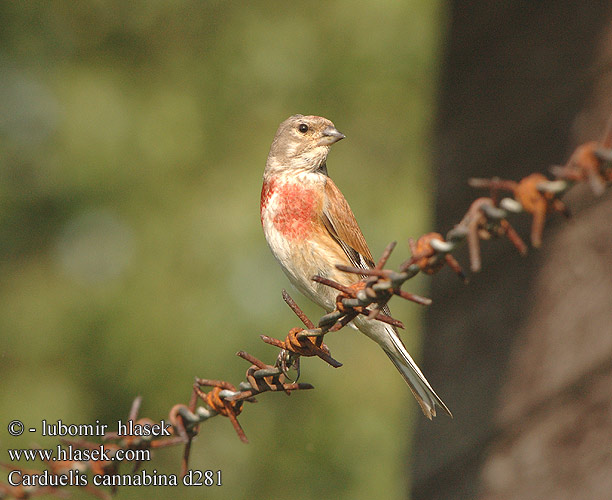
[260,114,451,419]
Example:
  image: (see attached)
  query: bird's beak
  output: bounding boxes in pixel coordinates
[318,127,345,146]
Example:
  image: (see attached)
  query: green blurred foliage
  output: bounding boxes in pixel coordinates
[0,2,445,499]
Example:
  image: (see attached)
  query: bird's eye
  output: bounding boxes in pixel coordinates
[298,123,309,133]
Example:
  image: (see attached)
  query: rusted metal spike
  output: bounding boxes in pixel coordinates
[222,400,248,444]
[444,254,468,283]
[312,275,354,295]
[195,378,235,391]
[180,438,193,478]
[236,351,268,369]
[394,289,432,306]
[375,241,397,269]
[260,335,285,349]
[335,264,385,278]
[128,396,142,421]
[282,290,315,328]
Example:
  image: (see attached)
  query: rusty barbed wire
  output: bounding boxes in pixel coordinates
[3,117,611,499]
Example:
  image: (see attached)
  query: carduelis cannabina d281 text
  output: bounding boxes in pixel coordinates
[260,114,451,419]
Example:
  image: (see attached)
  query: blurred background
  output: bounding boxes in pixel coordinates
[1,2,445,499]
[4,2,612,500]
[414,3,612,500]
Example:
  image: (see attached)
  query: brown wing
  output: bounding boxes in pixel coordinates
[321,178,375,270]
[322,178,397,318]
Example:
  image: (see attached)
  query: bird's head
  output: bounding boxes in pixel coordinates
[265,114,345,175]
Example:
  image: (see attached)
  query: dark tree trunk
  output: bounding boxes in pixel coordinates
[412,3,612,499]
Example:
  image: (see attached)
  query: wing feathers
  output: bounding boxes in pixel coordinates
[321,177,451,418]
[322,178,374,270]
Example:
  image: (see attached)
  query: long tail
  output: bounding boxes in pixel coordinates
[384,346,452,419]
[384,325,452,419]
[356,316,452,419]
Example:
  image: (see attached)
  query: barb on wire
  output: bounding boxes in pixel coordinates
[3,114,612,500]
[448,196,528,271]
[405,233,468,282]
[550,116,612,195]
[468,174,569,248]
[261,289,343,374]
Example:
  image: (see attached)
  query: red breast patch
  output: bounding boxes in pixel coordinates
[262,179,317,239]
[260,178,276,216]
